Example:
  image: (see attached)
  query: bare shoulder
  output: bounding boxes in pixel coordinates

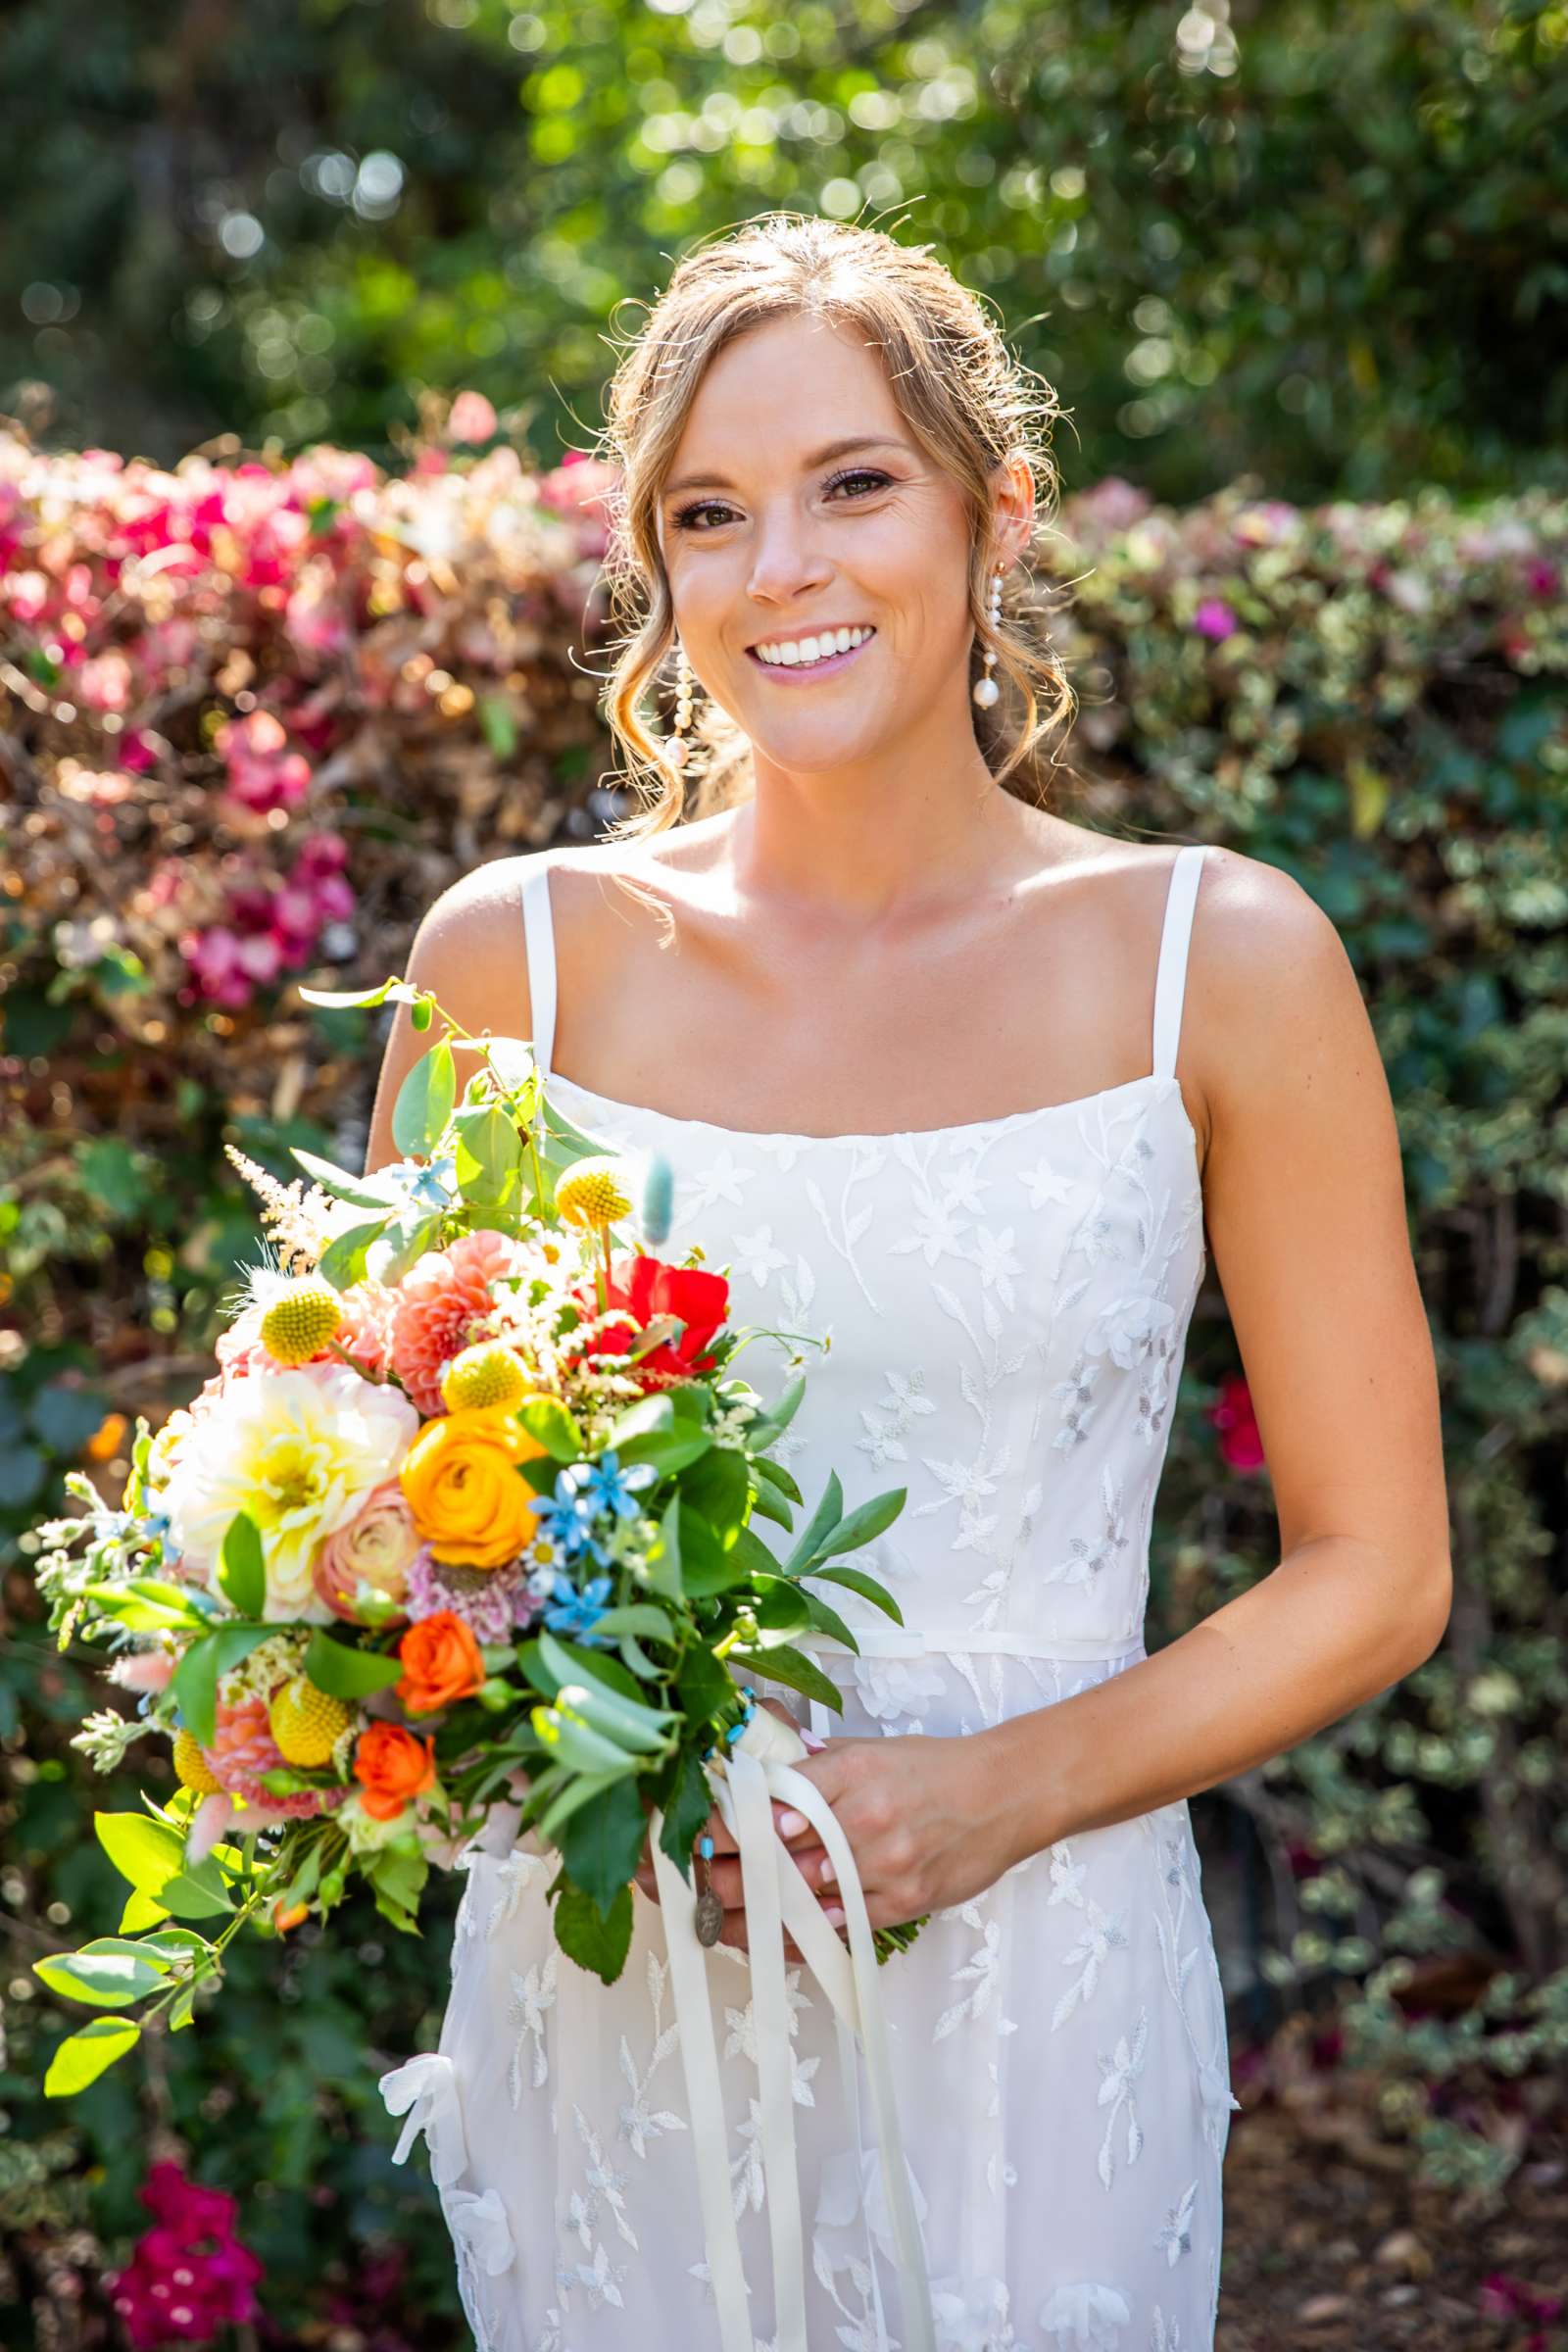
[1182,841,1407,1269]
[1186,842,1374,1120]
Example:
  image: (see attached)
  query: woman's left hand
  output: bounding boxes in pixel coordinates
[693,1729,1017,1947]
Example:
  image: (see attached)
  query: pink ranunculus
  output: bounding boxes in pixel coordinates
[1193,597,1239,641]
[449,389,499,445]
[313,1479,420,1622]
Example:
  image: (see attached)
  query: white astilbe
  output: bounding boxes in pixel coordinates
[224,1144,357,1278]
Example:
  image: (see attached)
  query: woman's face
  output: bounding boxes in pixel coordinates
[656,311,995,776]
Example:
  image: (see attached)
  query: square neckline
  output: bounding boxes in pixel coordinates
[526,845,1207,1159]
[542,1060,1190,1153]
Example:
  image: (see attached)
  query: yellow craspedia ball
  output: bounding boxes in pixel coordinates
[172,1727,222,1793]
[260,1277,346,1367]
[555,1154,635,1234]
[440,1342,530,1414]
[269,1676,355,1766]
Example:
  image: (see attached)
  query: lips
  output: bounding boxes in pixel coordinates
[746,632,876,684]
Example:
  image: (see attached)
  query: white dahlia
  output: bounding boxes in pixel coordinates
[163,1364,421,1621]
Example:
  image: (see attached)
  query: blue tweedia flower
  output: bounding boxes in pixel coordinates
[542,1572,613,1645]
[530,1461,621,1570]
[579,1448,658,1523]
[383,1152,459,1211]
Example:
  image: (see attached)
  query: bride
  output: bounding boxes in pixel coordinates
[366,212,1451,2352]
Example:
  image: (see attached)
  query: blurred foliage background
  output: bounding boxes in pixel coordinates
[4,3,1568,2348]
[4,0,1567,501]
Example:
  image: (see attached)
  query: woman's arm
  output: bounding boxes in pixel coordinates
[777,850,1452,1926]
[363,857,537,1177]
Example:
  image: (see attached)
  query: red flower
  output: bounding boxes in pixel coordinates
[582,1253,730,1388]
[1207,1372,1265,1471]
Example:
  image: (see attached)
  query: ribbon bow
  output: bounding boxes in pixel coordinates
[650,1705,936,2352]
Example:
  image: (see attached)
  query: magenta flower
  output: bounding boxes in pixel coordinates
[1207,1372,1265,1471]
[1193,598,1239,641]
[107,2160,265,2348]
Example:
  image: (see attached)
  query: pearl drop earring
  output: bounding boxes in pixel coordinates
[664,638,695,771]
[971,565,1004,709]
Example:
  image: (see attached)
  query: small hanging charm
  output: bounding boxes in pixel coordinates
[694,1833,723,1946]
[665,638,695,772]
[972,564,1004,709]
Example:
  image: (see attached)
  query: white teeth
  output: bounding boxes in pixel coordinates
[756,626,874,667]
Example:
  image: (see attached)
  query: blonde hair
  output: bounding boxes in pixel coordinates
[588,211,1077,840]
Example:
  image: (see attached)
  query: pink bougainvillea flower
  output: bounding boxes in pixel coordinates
[449,389,499,445]
[1207,1371,1265,1470]
[1193,597,1239,641]
[389,1228,534,1414]
[217,707,313,816]
[108,2159,265,2348]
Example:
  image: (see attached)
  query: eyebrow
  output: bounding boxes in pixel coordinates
[662,435,913,500]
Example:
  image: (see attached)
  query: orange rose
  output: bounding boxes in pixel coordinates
[353,1720,437,1821]
[396,1610,486,1714]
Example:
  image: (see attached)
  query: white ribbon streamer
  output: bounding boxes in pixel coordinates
[650,1705,935,2352]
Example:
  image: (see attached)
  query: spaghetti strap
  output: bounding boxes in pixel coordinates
[519,861,558,1082]
[1151,844,1207,1082]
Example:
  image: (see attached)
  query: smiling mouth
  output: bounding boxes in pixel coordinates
[746,629,877,679]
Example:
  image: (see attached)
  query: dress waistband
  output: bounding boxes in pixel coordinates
[796,1625,1147,1664]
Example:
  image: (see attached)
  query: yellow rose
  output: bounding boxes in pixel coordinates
[398,1406,549,1569]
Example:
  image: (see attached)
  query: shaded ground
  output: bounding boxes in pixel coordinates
[1216,2020,1567,2352]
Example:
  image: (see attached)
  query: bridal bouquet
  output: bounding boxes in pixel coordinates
[27,974,916,2099]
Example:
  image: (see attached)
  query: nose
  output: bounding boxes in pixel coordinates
[746,505,833,608]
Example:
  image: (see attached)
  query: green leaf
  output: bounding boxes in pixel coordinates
[366,1209,446,1287]
[392,1037,457,1155]
[802,1486,906,1566]
[218,1512,265,1618]
[535,1766,628,1843]
[674,1502,749,1596]
[289,1146,408,1210]
[673,1642,736,1728]
[33,1946,170,2007]
[318,1216,392,1289]
[454,1103,523,1202]
[752,1454,804,1505]
[807,1566,906,1624]
[800,1587,863,1654]
[118,1886,170,1934]
[730,1643,844,1712]
[95,1812,185,1897]
[782,1471,844,1576]
[559,1777,649,1914]
[515,1394,585,1461]
[302,1630,405,1699]
[586,1605,676,1645]
[297,978,401,1011]
[643,1490,683,1600]
[554,1881,633,1984]
[518,1635,644,1707]
[532,1701,641,1776]
[679,1445,750,1539]
[158,1855,236,1921]
[170,1624,276,1748]
[726,1522,783,1581]
[44,2016,140,2096]
[746,1479,793,1532]
[607,1394,675,1449]
[657,1745,715,1882]
[749,1577,811,1646]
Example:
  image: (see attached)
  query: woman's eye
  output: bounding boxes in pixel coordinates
[670,469,893,532]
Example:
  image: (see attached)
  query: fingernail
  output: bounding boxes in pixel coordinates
[818,1856,837,1888]
[776,1809,808,1839]
[824,1904,846,1926]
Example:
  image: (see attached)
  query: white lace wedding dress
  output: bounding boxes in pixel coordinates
[381,842,1239,2352]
